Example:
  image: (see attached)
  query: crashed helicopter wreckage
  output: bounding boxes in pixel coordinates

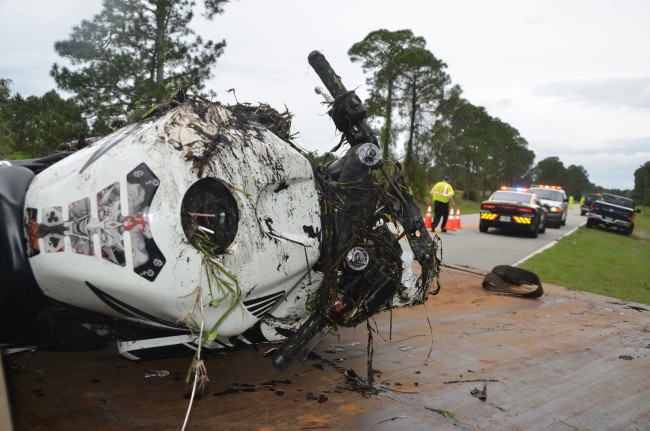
[0,51,440,366]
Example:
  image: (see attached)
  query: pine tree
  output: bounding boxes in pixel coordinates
[51,0,230,120]
[348,30,427,160]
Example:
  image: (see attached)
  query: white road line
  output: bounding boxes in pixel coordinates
[513,221,586,267]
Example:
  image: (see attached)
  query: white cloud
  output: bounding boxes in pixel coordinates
[562,151,650,190]
[534,77,650,110]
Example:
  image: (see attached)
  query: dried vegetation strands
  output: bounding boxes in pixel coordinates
[229,103,296,143]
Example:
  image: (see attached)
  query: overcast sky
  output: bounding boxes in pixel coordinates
[1,0,649,190]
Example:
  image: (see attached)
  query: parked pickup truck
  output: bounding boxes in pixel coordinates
[586,193,640,235]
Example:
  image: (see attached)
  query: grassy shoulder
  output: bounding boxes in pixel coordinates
[517,208,650,305]
[418,191,481,215]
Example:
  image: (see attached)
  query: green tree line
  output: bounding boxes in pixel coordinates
[347,29,648,204]
[1,0,230,159]
[0,78,89,159]
[1,7,646,204]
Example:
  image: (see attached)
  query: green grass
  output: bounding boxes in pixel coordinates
[456,199,481,215]
[517,208,650,305]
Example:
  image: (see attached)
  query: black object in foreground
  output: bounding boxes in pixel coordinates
[482,265,543,298]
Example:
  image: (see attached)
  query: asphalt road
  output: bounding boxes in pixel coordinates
[430,205,586,272]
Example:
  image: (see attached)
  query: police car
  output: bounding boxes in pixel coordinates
[479,187,547,238]
[528,185,568,228]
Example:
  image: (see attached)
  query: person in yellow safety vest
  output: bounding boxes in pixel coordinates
[430,175,456,232]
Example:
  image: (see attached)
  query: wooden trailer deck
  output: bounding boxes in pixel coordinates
[2,265,650,430]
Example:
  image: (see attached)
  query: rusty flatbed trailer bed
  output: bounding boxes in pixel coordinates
[2,266,650,431]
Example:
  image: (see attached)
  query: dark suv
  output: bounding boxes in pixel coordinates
[580,193,601,216]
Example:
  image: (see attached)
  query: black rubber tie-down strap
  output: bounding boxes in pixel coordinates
[482,265,543,298]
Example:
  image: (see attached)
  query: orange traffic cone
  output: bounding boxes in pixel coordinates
[450,208,459,230]
[444,207,455,231]
[455,208,462,229]
[424,204,433,230]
